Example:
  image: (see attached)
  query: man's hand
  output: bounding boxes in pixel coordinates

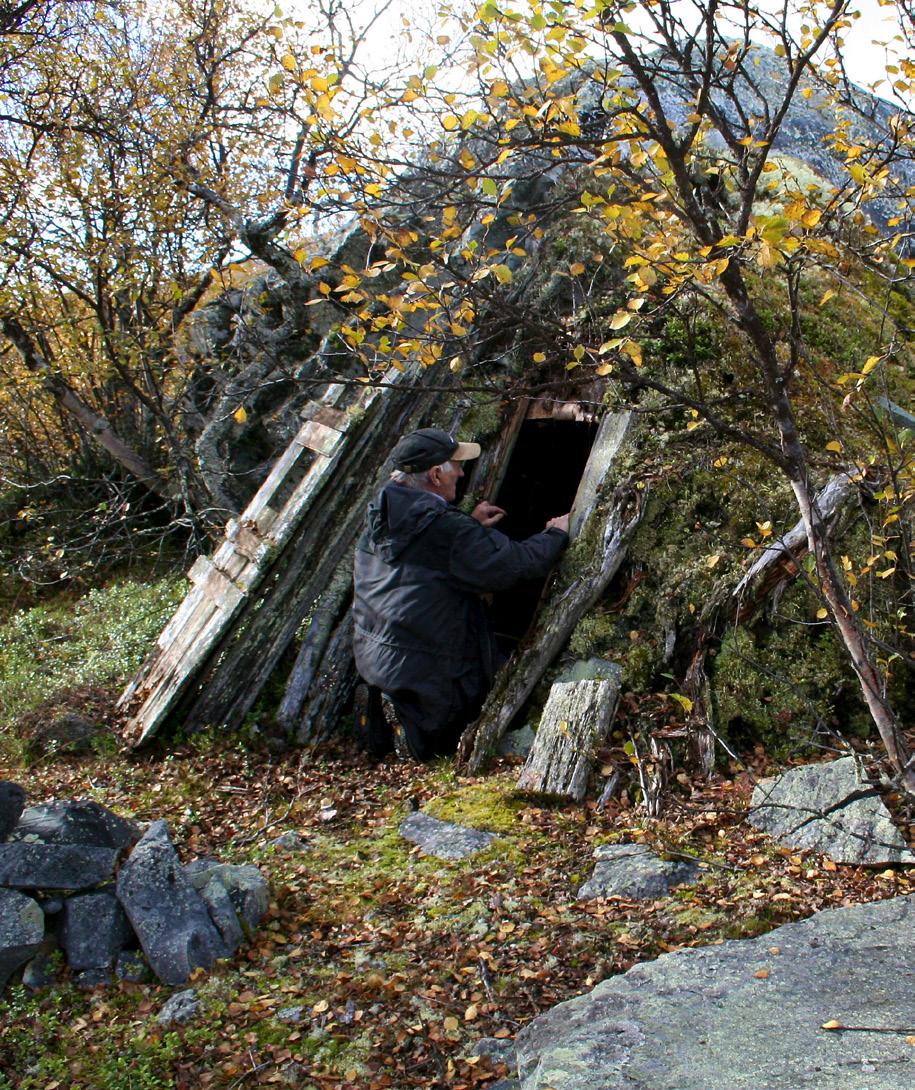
[545,513,570,534]
[472,501,507,527]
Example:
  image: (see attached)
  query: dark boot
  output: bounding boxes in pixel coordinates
[353,684,394,759]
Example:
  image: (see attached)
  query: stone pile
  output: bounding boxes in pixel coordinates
[0,781,268,992]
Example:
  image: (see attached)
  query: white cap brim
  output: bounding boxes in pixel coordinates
[453,441,481,461]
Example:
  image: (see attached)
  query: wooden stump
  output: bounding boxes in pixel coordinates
[516,671,621,801]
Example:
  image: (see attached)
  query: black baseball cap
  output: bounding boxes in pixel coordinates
[390,428,481,473]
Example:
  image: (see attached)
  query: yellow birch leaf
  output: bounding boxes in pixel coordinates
[233,406,247,424]
[598,338,623,354]
[821,1020,843,1031]
[569,261,586,275]
[281,54,296,71]
[609,311,632,330]
[622,339,642,366]
[820,289,836,305]
[825,440,842,452]
[464,1003,479,1021]
[816,608,829,619]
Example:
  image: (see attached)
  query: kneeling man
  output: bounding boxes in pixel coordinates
[353,428,569,760]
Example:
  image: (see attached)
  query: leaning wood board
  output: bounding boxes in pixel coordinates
[119,384,377,746]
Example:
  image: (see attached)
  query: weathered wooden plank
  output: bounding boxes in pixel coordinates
[462,476,646,772]
[240,434,313,524]
[569,411,633,538]
[298,419,343,456]
[224,519,272,565]
[302,403,348,429]
[187,555,246,611]
[276,557,353,731]
[122,382,374,744]
[293,613,356,746]
[516,672,621,801]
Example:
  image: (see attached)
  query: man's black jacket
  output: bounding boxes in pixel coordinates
[352,483,568,735]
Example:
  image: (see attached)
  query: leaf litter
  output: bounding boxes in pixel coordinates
[0,738,911,1089]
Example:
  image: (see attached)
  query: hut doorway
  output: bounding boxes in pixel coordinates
[487,409,598,647]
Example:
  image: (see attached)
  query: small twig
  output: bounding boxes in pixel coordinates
[233,794,300,847]
[822,1022,915,1035]
[478,956,497,1007]
[660,846,744,873]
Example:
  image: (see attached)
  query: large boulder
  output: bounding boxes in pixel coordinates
[0,843,120,890]
[0,781,26,842]
[116,820,230,985]
[11,799,140,852]
[0,888,44,990]
[748,757,915,865]
[60,890,135,971]
[515,894,915,1090]
[577,843,699,901]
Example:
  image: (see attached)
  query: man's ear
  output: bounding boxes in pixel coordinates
[427,465,442,486]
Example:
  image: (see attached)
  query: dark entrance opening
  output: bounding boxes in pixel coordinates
[487,416,597,646]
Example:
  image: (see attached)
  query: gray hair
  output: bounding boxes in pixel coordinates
[390,460,454,488]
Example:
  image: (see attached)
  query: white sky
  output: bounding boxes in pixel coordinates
[288,0,912,107]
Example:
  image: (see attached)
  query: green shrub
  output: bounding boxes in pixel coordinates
[0,574,185,732]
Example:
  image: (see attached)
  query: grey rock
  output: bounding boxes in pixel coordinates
[156,988,201,1026]
[497,725,536,759]
[516,894,915,1090]
[0,781,26,841]
[0,842,120,890]
[198,876,244,951]
[12,799,139,851]
[116,820,230,985]
[22,940,62,989]
[471,1036,516,1066]
[0,889,45,990]
[748,757,915,865]
[75,966,111,989]
[577,843,699,901]
[277,1005,305,1024]
[399,811,496,860]
[489,1081,521,1090]
[269,831,307,850]
[61,890,134,970]
[115,949,152,983]
[186,863,269,936]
